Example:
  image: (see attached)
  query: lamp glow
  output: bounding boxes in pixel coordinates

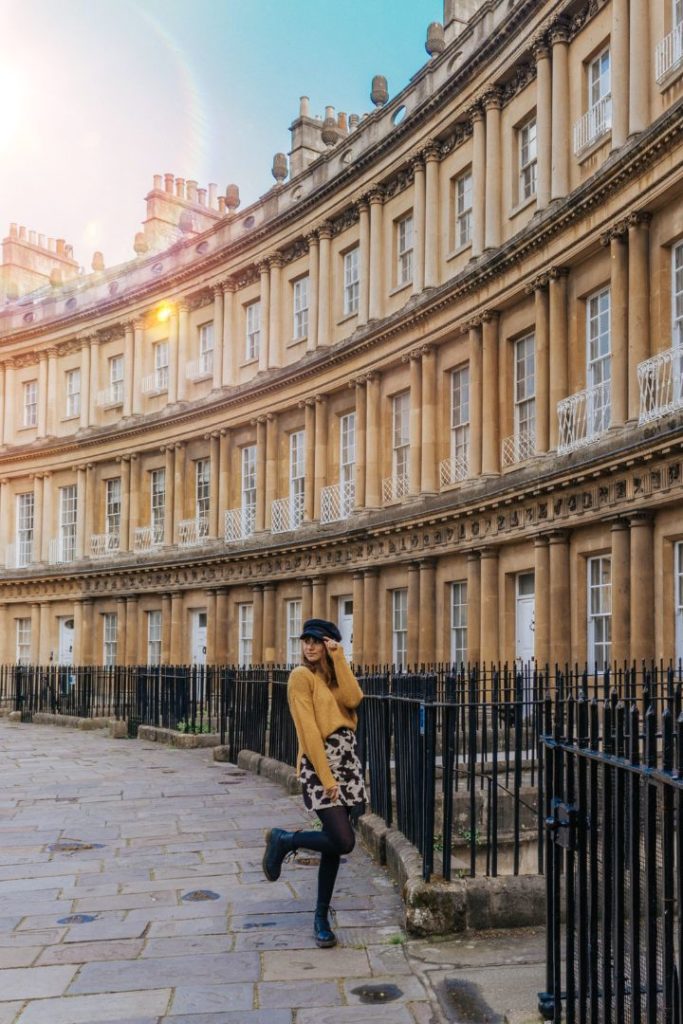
[157,303,172,323]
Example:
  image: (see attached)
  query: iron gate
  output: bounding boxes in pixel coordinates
[540,692,683,1023]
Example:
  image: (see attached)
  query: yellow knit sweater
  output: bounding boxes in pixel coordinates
[287,647,364,791]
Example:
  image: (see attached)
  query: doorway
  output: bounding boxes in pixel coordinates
[58,617,75,666]
[515,573,535,665]
[337,595,353,660]
[191,610,208,666]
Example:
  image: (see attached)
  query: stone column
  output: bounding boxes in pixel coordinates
[484,91,502,250]
[354,380,367,508]
[352,571,365,666]
[424,143,440,288]
[258,262,270,374]
[129,455,140,550]
[3,361,15,444]
[628,212,651,421]
[534,38,552,209]
[358,199,370,326]
[303,400,315,521]
[411,156,426,296]
[605,227,628,427]
[206,590,218,664]
[125,596,139,665]
[471,107,486,258]
[251,586,263,665]
[533,277,550,452]
[164,446,175,545]
[548,531,570,667]
[301,578,313,624]
[82,600,94,666]
[170,591,184,664]
[255,417,267,532]
[45,348,57,436]
[219,430,230,531]
[177,303,189,402]
[313,395,328,520]
[548,268,569,449]
[481,312,500,475]
[33,475,44,562]
[116,598,126,666]
[611,0,629,149]
[212,285,224,389]
[630,513,654,664]
[421,346,437,494]
[75,465,87,559]
[41,474,52,562]
[550,21,570,200]
[468,322,483,478]
[132,320,144,414]
[480,547,499,666]
[161,594,172,664]
[312,576,327,619]
[0,363,5,447]
[363,569,379,665]
[173,443,186,540]
[263,583,276,663]
[317,224,332,347]
[31,603,42,663]
[265,414,277,531]
[407,562,420,666]
[83,463,95,555]
[611,519,631,667]
[119,457,131,552]
[534,536,550,667]
[408,353,422,496]
[368,187,384,321]
[88,336,100,425]
[306,232,319,351]
[466,551,481,664]
[268,254,283,368]
[123,322,134,417]
[628,0,650,137]
[73,600,84,664]
[168,308,179,403]
[418,559,437,664]
[215,589,229,663]
[365,372,381,507]
[222,283,235,386]
[209,433,220,538]
[36,352,48,438]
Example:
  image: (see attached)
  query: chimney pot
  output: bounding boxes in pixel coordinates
[153,174,163,190]
[164,173,174,193]
[38,234,45,248]
[300,95,310,117]
[338,111,347,131]
[92,251,105,272]
[9,223,17,237]
[325,105,335,120]
[349,113,360,129]
[218,196,226,214]
[19,226,27,240]
[197,187,207,206]
[134,232,148,255]
[208,183,218,208]
[187,179,198,203]
[175,177,185,198]
[48,238,56,252]
[29,230,37,245]
[56,238,65,255]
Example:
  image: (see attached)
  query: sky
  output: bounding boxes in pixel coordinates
[1,0,443,269]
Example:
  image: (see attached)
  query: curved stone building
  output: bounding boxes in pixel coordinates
[1,0,682,669]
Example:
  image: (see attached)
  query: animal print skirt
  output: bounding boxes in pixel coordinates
[300,727,367,813]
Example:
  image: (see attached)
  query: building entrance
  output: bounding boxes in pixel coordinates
[191,611,207,666]
[338,596,353,660]
[515,573,535,664]
[58,617,75,666]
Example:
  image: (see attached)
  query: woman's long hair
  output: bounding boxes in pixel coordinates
[302,645,338,687]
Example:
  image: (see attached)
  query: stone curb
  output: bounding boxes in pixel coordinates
[137,725,220,748]
[235,747,547,936]
[10,711,113,730]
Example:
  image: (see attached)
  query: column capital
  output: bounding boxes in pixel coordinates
[178,301,190,314]
[467,101,485,124]
[115,454,131,465]
[267,251,286,269]
[418,556,437,569]
[480,308,499,323]
[351,376,366,390]
[627,210,652,230]
[531,34,551,62]
[422,140,441,163]
[548,18,571,45]
[466,548,482,563]
[547,528,570,544]
[409,150,425,172]
[315,221,334,240]
[600,221,628,247]
[462,317,483,333]
[479,545,499,559]
[525,274,549,295]
[533,534,550,548]
[222,277,238,293]
[314,393,328,405]
[482,87,503,111]
[256,259,270,276]
[365,370,381,383]
[629,510,654,527]
[305,229,320,247]
[610,517,630,532]
[123,319,135,333]
[547,265,570,280]
[365,185,385,206]
[212,283,224,298]
[46,346,59,358]
[133,317,146,330]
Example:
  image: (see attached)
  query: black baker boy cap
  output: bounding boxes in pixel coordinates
[300,618,342,642]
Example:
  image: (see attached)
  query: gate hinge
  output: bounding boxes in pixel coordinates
[544,799,578,850]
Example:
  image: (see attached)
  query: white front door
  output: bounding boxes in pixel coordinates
[191,611,208,666]
[338,595,353,660]
[58,617,75,666]
[515,573,535,665]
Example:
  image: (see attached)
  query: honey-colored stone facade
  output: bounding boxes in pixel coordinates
[1,0,683,668]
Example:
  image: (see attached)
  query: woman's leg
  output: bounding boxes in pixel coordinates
[314,806,354,907]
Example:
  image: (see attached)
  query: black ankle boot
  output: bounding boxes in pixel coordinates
[313,904,337,948]
[262,828,295,882]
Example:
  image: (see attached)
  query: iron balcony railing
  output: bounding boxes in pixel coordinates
[382,473,409,505]
[271,493,305,534]
[557,381,611,454]
[320,480,355,523]
[96,382,124,408]
[185,353,213,381]
[134,523,164,552]
[637,346,683,424]
[178,517,209,547]
[224,506,256,543]
[48,537,76,565]
[656,21,683,83]
[439,452,468,488]
[90,532,120,558]
[502,428,536,468]
[141,369,168,395]
[573,93,612,154]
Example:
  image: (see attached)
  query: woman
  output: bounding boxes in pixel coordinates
[262,617,366,948]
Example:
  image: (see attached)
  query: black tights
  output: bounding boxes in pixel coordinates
[290,806,355,907]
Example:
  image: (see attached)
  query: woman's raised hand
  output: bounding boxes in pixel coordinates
[323,638,339,654]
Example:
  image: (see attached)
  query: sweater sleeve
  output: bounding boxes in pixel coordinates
[287,668,336,790]
[329,647,364,709]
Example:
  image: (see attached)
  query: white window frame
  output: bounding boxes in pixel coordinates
[16,492,34,567]
[343,248,360,315]
[286,599,302,665]
[241,445,257,515]
[147,610,162,666]
[195,458,210,520]
[455,169,473,249]
[340,412,356,489]
[289,430,305,526]
[451,581,468,666]
[198,322,214,375]
[238,603,254,667]
[154,341,169,391]
[451,366,470,465]
[587,555,611,671]
[245,301,261,361]
[587,287,611,435]
[109,355,124,404]
[151,468,165,544]
[105,478,121,538]
[589,48,611,110]
[392,589,408,668]
[59,484,77,563]
[16,617,32,665]
[293,276,309,340]
[676,541,683,665]
[672,242,683,347]
[397,214,414,286]
[392,392,410,484]
[514,334,536,442]
[65,369,81,419]
[103,612,117,667]
[23,380,37,428]
[519,117,537,201]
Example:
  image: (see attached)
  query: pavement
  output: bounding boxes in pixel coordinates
[0,718,545,1024]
